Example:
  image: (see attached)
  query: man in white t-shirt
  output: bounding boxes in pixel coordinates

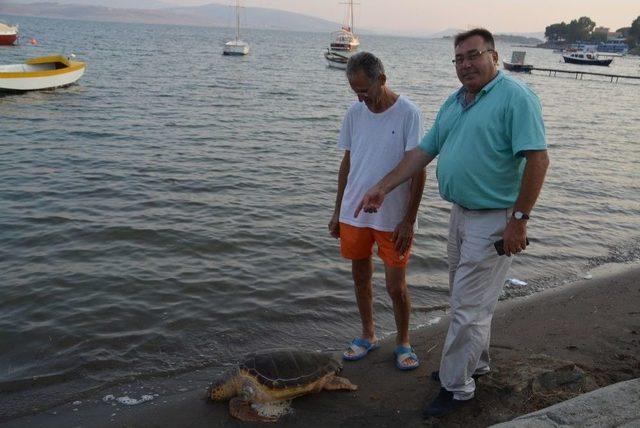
[329,52,426,370]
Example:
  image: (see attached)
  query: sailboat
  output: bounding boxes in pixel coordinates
[324,0,359,69]
[223,0,249,56]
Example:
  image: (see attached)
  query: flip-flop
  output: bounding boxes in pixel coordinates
[343,338,380,361]
[394,345,419,371]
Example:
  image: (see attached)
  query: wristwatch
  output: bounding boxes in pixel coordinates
[512,211,530,220]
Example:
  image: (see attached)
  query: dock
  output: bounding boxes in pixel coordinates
[530,67,640,83]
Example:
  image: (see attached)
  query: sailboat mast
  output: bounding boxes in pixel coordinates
[236,0,240,41]
[350,0,354,34]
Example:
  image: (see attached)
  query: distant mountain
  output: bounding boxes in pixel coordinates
[0,1,340,33]
[497,31,545,43]
[162,3,339,32]
[427,28,465,39]
[4,0,173,9]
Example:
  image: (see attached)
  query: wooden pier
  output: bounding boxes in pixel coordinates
[530,67,640,83]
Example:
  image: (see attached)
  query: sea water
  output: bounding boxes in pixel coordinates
[1,15,639,420]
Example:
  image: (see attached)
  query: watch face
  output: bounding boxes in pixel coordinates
[513,211,529,220]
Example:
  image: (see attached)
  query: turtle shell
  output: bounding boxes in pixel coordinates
[239,348,342,389]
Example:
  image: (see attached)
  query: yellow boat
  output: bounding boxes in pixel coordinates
[0,55,86,91]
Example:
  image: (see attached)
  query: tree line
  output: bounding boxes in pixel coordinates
[545,16,640,48]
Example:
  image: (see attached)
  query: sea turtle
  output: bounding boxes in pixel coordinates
[209,348,357,422]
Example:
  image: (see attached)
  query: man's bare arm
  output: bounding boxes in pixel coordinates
[329,151,350,238]
[393,167,426,254]
[503,150,550,256]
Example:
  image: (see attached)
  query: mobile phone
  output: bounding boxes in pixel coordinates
[494,238,530,256]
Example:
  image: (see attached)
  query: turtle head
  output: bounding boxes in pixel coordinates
[208,370,239,401]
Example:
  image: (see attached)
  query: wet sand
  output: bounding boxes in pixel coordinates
[4,263,639,428]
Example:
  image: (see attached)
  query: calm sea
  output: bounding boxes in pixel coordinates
[1,16,639,420]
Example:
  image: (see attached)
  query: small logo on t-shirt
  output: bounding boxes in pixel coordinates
[392,130,395,134]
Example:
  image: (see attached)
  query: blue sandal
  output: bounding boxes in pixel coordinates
[343,338,380,361]
[394,345,419,370]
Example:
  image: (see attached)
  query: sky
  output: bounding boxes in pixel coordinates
[163,0,640,35]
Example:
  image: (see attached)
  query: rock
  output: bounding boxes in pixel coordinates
[483,355,595,395]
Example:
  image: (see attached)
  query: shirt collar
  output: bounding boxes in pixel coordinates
[456,71,504,108]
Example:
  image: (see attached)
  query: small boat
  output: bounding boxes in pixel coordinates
[324,49,349,70]
[502,51,533,73]
[562,51,612,66]
[0,55,86,91]
[223,0,249,56]
[325,0,358,69]
[0,22,19,46]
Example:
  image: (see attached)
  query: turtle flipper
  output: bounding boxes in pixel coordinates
[323,375,357,391]
[229,397,278,423]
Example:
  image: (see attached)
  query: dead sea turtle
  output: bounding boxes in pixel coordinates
[209,348,357,422]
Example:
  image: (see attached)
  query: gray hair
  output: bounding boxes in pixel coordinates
[346,52,385,82]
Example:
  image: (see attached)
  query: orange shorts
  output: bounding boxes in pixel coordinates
[339,222,412,268]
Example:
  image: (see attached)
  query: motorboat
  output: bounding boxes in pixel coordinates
[223,0,249,56]
[325,0,358,69]
[502,51,533,73]
[0,22,18,45]
[0,55,86,91]
[562,51,612,66]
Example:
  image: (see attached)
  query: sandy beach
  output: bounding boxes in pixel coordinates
[4,262,639,428]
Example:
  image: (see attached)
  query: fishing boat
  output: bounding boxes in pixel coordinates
[325,0,359,69]
[223,0,249,56]
[0,22,19,45]
[0,55,86,91]
[562,51,612,66]
[502,51,533,73]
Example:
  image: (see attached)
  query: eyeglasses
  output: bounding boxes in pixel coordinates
[452,48,494,66]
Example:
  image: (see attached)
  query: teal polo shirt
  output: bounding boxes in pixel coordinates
[419,71,546,210]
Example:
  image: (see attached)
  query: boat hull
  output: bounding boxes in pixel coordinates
[223,48,249,56]
[325,52,348,70]
[0,56,86,91]
[502,61,533,73]
[562,55,612,66]
[223,41,249,56]
[0,33,18,45]
[326,60,347,70]
[329,41,359,52]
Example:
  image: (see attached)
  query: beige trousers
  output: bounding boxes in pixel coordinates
[439,203,513,400]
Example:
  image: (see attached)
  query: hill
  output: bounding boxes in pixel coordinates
[0,1,340,33]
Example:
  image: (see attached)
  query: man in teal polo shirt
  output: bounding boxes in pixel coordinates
[354,28,549,417]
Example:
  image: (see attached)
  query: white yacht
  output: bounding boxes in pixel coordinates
[324,0,359,69]
[223,0,249,56]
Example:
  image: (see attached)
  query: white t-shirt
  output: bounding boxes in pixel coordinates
[338,95,423,232]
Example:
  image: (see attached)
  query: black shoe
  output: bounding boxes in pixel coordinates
[430,370,486,382]
[422,388,472,418]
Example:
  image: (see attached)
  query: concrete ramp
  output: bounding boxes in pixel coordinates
[490,378,640,427]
